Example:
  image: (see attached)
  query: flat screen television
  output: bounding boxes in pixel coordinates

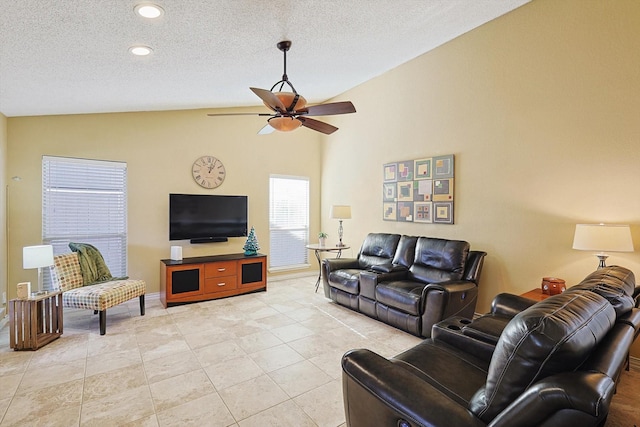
[169,194,248,243]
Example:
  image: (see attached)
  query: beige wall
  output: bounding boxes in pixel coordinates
[6,109,322,300]
[322,0,640,311]
[0,113,6,317]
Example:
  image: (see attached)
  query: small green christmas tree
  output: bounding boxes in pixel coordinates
[243,226,260,256]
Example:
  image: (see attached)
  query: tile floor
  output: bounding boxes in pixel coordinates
[0,275,422,426]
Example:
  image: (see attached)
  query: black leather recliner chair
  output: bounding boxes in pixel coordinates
[341,266,640,427]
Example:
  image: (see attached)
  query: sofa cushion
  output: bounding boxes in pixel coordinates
[62,278,146,311]
[357,233,401,269]
[568,266,635,317]
[376,281,424,315]
[328,269,361,295]
[51,253,84,291]
[409,237,469,284]
[468,290,616,422]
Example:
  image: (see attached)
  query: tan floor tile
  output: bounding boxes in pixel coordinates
[0,351,32,376]
[218,374,289,421]
[270,323,315,343]
[122,414,160,427]
[193,339,246,367]
[0,373,22,400]
[85,347,142,377]
[293,379,345,427]
[2,379,83,426]
[156,392,235,427]
[268,360,333,398]
[87,330,139,357]
[16,358,85,394]
[249,344,305,373]
[149,369,216,412]
[236,330,283,353]
[80,384,155,427]
[237,400,316,427]
[83,362,147,402]
[143,349,200,384]
[139,336,191,363]
[204,355,264,390]
[182,328,235,350]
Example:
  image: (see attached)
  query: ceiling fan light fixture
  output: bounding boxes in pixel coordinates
[268,116,302,132]
[272,92,307,111]
[134,3,164,19]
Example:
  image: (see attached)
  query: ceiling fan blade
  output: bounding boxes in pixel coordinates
[207,112,273,116]
[297,101,356,116]
[250,87,286,112]
[258,124,276,135]
[298,117,338,135]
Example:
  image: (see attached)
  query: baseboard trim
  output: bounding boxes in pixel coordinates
[0,307,7,331]
[630,356,640,371]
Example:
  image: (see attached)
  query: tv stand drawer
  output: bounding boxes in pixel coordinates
[204,261,237,278]
[204,276,238,293]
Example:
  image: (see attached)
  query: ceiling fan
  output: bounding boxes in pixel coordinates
[208,40,356,135]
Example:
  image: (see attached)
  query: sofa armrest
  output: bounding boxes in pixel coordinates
[342,349,485,427]
[323,257,360,273]
[490,293,537,317]
[360,269,409,300]
[463,250,487,284]
[489,372,615,427]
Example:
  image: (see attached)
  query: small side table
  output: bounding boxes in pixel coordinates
[520,288,550,302]
[9,290,63,351]
[306,244,350,292]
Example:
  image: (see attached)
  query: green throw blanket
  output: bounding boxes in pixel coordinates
[69,242,128,285]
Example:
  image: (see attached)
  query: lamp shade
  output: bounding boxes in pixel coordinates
[330,205,352,220]
[572,224,634,253]
[23,245,55,269]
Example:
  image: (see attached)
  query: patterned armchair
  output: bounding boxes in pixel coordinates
[51,252,146,335]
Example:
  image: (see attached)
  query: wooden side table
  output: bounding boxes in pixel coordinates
[520,288,550,302]
[9,291,63,350]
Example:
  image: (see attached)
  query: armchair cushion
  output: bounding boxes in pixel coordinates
[51,252,84,291]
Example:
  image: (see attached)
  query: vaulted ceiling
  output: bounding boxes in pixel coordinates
[0,0,529,117]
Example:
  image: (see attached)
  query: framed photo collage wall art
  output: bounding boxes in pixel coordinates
[383,154,454,224]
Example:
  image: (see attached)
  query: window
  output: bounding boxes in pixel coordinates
[42,156,127,288]
[269,175,309,270]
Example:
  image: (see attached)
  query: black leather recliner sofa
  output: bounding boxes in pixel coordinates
[322,233,487,338]
[341,266,640,427]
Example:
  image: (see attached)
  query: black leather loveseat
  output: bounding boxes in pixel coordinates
[341,266,640,427]
[322,233,486,338]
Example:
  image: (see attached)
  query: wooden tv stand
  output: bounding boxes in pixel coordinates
[160,253,267,308]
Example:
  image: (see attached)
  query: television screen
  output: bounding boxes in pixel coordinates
[169,194,248,242]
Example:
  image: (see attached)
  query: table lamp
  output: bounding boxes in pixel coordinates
[330,205,351,247]
[572,223,633,269]
[23,244,55,295]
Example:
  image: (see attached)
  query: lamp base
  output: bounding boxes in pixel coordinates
[596,253,609,269]
[336,243,346,247]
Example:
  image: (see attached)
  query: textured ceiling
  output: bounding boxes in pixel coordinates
[0,0,529,117]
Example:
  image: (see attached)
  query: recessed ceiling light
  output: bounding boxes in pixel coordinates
[129,45,153,56]
[134,3,164,19]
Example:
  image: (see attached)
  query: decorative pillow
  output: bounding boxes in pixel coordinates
[51,253,84,291]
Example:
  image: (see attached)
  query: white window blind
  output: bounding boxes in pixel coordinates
[42,156,128,287]
[269,175,309,270]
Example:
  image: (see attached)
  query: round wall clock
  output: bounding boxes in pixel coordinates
[192,156,226,189]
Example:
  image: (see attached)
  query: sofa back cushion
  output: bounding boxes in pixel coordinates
[391,235,418,269]
[408,237,469,284]
[568,266,635,317]
[468,290,616,422]
[357,233,401,269]
[51,253,84,291]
